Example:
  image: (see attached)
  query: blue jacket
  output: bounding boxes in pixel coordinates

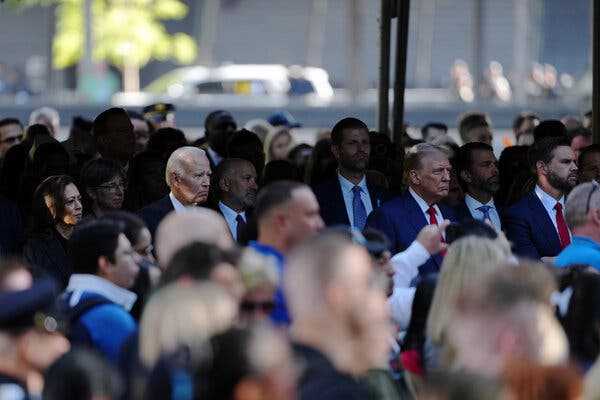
[365,190,457,276]
[502,191,562,260]
[61,291,137,364]
[555,236,600,270]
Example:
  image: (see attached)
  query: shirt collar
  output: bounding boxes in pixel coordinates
[66,274,137,311]
[218,201,245,220]
[408,187,432,214]
[464,194,495,210]
[207,147,222,165]
[169,192,189,213]
[338,173,367,193]
[535,185,565,209]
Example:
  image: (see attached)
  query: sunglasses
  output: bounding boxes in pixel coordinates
[240,300,275,313]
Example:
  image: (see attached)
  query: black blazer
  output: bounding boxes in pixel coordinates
[139,195,174,240]
[313,177,388,227]
[24,231,71,289]
[0,196,24,257]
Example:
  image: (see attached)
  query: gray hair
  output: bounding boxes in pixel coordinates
[165,146,206,187]
[565,182,600,229]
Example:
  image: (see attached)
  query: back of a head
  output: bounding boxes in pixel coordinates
[330,117,368,145]
[458,112,490,143]
[93,107,134,162]
[69,219,124,275]
[578,144,600,169]
[445,219,498,244]
[146,127,187,157]
[155,208,233,268]
[43,348,123,400]
[254,180,304,223]
[262,160,300,185]
[161,241,227,287]
[138,282,237,368]
[102,210,147,247]
[533,119,567,143]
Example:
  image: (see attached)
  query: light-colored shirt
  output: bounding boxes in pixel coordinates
[218,201,246,241]
[65,274,137,311]
[338,173,373,228]
[534,185,571,238]
[409,187,443,226]
[464,194,502,231]
[169,192,189,213]
[207,146,223,166]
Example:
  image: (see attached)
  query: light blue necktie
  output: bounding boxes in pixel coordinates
[352,186,367,231]
[476,205,493,223]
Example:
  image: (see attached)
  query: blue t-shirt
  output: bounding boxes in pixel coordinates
[555,236,600,271]
[248,241,290,325]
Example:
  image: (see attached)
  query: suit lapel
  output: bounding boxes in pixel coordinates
[528,193,561,251]
[403,192,428,240]
[333,180,351,225]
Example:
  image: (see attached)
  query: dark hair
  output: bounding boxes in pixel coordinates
[307,138,337,186]
[362,228,391,258]
[226,129,265,175]
[102,211,148,247]
[558,267,600,365]
[330,117,368,145]
[93,107,130,138]
[578,144,600,167]
[445,219,498,244]
[30,175,77,234]
[80,158,124,191]
[43,348,123,400]
[69,219,124,275]
[529,136,571,170]
[254,180,305,222]
[569,126,592,142]
[512,112,539,132]
[458,112,490,140]
[262,160,300,185]
[456,142,494,177]
[146,127,187,157]
[402,275,437,356]
[0,117,23,130]
[24,123,52,143]
[204,110,234,131]
[92,107,134,162]
[533,119,567,142]
[421,122,448,137]
[161,242,227,287]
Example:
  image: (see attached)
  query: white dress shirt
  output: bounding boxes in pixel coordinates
[169,192,190,213]
[338,173,373,228]
[534,185,570,237]
[218,201,246,241]
[409,187,443,225]
[464,194,502,231]
[66,274,137,311]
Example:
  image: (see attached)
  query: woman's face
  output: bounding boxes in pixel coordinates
[62,183,83,225]
[92,175,125,211]
[133,227,156,263]
[271,132,292,160]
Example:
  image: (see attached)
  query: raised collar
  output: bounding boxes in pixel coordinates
[535,185,564,210]
[66,274,137,311]
[337,172,367,194]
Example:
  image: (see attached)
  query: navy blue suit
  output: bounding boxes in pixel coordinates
[313,178,388,227]
[139,195,174,240]
[453,201,473,222]
[365,190,457,276]
[502,191,562,260]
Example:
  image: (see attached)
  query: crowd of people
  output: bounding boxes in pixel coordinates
[0,103,600,399]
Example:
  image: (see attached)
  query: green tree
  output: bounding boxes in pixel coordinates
[10,0,197,91]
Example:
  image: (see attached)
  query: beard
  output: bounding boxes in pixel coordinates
[473,176,500,195]
[339,156,368,174]
[547,170,576,193]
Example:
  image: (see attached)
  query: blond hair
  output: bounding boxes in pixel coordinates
[238,248,279,292]
[138,282,237,368]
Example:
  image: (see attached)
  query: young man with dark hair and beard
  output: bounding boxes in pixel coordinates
[503,137,578,260]
[455,142,502,231]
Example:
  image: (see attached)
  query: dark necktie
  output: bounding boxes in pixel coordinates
[352,186,367,231]
[235,214,246,242]
[554,202,571,249]
[477,205,493,223]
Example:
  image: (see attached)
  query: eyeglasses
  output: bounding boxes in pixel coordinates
[585,184,599,214]
[240,300,275,313]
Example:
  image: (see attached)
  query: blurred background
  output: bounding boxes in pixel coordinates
[0,0,593,139]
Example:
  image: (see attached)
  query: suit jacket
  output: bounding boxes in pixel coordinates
[365,190,457,276]
[313,177,388,227]
[139,195,174,240]
[24,231,71,289]
[502,191,562,260]
[453,199,504,226]
[0,196,24,258]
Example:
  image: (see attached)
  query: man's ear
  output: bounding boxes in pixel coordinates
[97,255,112,277]
[408,169,420,186]
[536,161,547,177]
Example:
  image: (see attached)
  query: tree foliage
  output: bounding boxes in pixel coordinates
[9,0,197,70]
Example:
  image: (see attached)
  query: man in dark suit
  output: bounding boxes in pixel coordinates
[139,146,211,239]
[454,142,502,231]
[213,158,258,243]
[366,143,457,276]
[314,118,387,230]
[503,136,578,260]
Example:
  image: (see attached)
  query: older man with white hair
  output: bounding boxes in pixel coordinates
[139,146,211,239]
[29,106,60,138]
[554,182,600,270]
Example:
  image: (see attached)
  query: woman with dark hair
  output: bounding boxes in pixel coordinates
[80,158,126,218]
[24,175,82,288]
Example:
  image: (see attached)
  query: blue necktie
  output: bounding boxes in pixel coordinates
[476,205,493,223]
[352,186,367,231]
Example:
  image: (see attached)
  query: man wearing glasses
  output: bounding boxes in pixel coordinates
[555,182,600,270]
[0,118,23,159]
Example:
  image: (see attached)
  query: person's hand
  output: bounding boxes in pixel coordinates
[416,220,450,255]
